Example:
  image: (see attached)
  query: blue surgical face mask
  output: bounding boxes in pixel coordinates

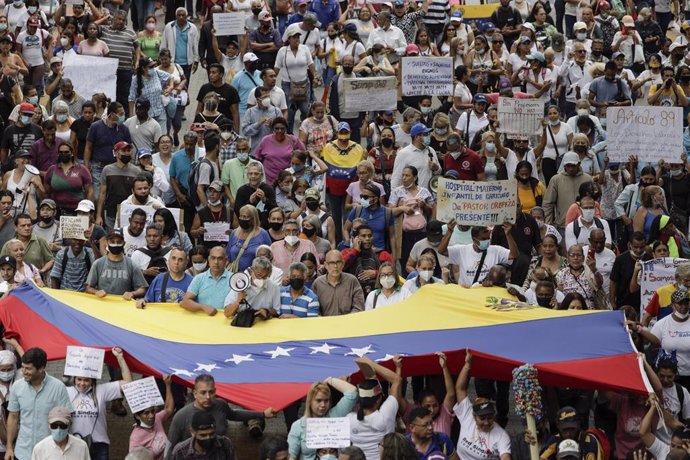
[422,135,431,147]
[485,142,496,152]
[0,23,8,31]
[117,115,125,125]
[0,370,13,381]
[478,239,490,250]
[20,115,32,125]
[236,151,249,162]
[320,456,337,460]
[51,428,68,443]
[27,96,38,105]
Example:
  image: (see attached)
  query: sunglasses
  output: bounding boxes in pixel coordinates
[50,422,68,430]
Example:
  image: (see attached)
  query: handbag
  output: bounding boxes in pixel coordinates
[228,231,254,273]
[231,301,255,327]
[284,49,309,102]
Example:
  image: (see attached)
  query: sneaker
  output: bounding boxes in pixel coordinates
[173,133,179,147]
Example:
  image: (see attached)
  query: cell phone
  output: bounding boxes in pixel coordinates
[588,247,595,260]
[159,267,168,272]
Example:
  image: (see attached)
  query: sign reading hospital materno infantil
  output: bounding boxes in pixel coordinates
[401,57,453,96]
[436,179,517,226]
[607,107,683,163]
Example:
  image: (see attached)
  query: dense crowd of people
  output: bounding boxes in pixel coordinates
[1,0,690,456]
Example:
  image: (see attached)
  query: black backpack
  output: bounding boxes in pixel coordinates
[573,217,604,240]
[187,158,215,208]
[60,247,93,278]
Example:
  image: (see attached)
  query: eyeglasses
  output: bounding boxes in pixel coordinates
[568,253,584,258]
[326,260,343,266]
[50,422,68,430]
[493,40,504,44]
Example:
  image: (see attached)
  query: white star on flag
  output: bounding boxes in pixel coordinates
[194,363,219,373]
[310,342,339,354]
[345,345,374,357]
[264,346,295,359]
[224,354,254,365]
[376,354,397,362]
[170,368,196,377]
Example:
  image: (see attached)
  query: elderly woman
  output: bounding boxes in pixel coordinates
[50,100,73,143]
[256,244,285,285]
[6,239,43,286]
[226,204,272,272]
[67,347,132,460]
[558,133,600,176]
[364,262,405,309]
[288,377,358,460]
[345,160,385,212]
[555,244,601,309]
[633,185,667,241]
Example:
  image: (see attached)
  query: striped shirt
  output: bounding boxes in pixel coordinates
[101,26,137,69]
[49,247,95,292]
[279,286,320,317]
[423,0,449,26]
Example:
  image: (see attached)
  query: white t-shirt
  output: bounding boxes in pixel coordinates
[658,384,690,443]
[505,149,539,180]
[582,245,615,293]
[454,398,511,460]
[67,382,122,444]
[651,315,690,375]
[456,110,489,146]
[364,288,406,310]
[123,226,147,257]
[347,395,398,460]
[454,82,473,106]
[448,244,511,287]
[542,122,572,160]
[564,217,612,250]
[17,28,49,67]
[275,44,314,83]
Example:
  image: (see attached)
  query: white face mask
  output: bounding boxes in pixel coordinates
[581,208,595,222]
[380,276,395,289]
[419,270,433,281]
[253,278,266,289]
[577,108,589,117]
[192,261,207,272]
[294,193,305,203]
[576,32,587,40]
[450,150,462,160]
[208,199,222,206]
[261,97,271,107]
[675,309,689,319]
[139,420,153,429]
[0,370,13,382]
[220,131,232,140]
[285,235,300,246]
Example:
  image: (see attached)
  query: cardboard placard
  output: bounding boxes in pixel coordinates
[203,222,230,242]
[607,107,684,163]
[497,97,544,136]
[343,76,397,113]
[116,204,183,231]
[122,377,164,414]
[62,54,118,101]
[64,346,105,379]
[60,216,89,240]
[213,13,246,35]
[401,57,454,97]
[305,417,351,449]
[436,178,517,226]
[640,257,690,318]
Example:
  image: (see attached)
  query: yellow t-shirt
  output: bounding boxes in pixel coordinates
[518,181,546,213]
[649,83,686,107]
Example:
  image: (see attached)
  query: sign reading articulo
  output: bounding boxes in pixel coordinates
[436,179,518,226]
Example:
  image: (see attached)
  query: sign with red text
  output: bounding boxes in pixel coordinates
[436,178,517,226]
[607,107,683,163]
[497,97,543,135]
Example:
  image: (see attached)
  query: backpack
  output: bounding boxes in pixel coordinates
[60,247,93,279]
[596,17,618,55]
[347,248,381,296]
[584,428,611,460]
[573,217,604,240]
[353,205,393,253]
[137,246,172,273]
[187,158,215,208]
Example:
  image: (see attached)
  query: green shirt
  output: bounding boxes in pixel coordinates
[221,158,262,199]
[1,233,54,270]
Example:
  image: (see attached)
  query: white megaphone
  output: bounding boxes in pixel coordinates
[229,272,251,292]
[16,164,38,192]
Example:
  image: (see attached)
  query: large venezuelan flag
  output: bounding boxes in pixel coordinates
[0,283,648,410]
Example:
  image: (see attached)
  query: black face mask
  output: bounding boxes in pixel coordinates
[381,138,394,148]
[58,154,71,163]
[306,200,320,211]
[289,277,305,290]
[238,218,252,230]
[515,146,528,154]
[119,155,132,164]
[573,145,587,154]
[108,244,124,255]
[252,7,262,14]
[268,221,283,231]
[134,193,148,203]
[681,76,690,84]
[303,226,316,237]
[342,66,354,75]
[40,215,52,224]
[196,437,216,451]
[328,34,337,39]
[536,296,552,308]
[517,176,530,184]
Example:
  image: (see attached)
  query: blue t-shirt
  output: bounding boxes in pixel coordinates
[145,272,193,303]
[168,148,198,193]
[175,23,189,64]
[405,432,455,459]
[346,206,395,251]
[85,120,132,164]
[226,229,272,272]
[187,270,232,309]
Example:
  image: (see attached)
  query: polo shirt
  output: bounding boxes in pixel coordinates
[231,69,262,116]
[279,286,320,317]
[49,247,95,292]
[8,373,72,460]
[168,148,198,194]
[224,277,281,312]
[444,148,484,181]
[221,158,261,198]
[85,120,132,164]
[101,26,137,69]
[406,432,456,460]
[187,269,232,309]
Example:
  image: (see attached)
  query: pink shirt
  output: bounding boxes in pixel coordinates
[253,134,305,184]
[129,410,169,460]
[78,39,110,57]
[608,393,649,460]
[403,402,453,437]
[270,239,318,274]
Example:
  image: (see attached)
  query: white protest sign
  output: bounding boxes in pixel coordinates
[497,97,544,135]
[640,257,690,315]
[64,346,105,379]
[60,216,89,240]
[305,417,351,449]
[122,377,164,414]
[401,57,454,97]
[607,107,684,163]
[203,222,230,242]
[344,77,397,113]
[436,178,517,226]
[62,54,118,101]
[213,13,246,35]
[117,204,183,231]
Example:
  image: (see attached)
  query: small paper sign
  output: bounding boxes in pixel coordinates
[64,346,105,379]
[122,377,164,414]
[203,222,230,242]
[213,13,246,35]
[60,216,89,240]
[305,417,351,449]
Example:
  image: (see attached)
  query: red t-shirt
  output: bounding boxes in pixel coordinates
[444,148,485,180]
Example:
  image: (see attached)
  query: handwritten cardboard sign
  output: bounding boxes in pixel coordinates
[64,346,105,379]
[436,178,517,226]
[122,377,164,414]
[497,97,544,136]
[203,222,230,242]
[60,216,89,240]
[640,257,690,318]
[607,107,683,163]
[305,417,351,449]
[343,76,397,113]
[213,13,246,35]
[401,57,454,97]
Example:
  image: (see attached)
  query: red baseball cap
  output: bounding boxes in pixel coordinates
[19,102,34,113]
[113,141,132,151]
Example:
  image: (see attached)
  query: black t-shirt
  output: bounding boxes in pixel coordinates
[233,183,277,227]
[70,117,93,160]
[1,123,43,157]
[192,112,231,129]
[196,83,240,122]
[610,251,641,310]
[0,75,16,123]
[491,213,542,257]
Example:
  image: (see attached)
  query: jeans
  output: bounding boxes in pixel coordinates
[322,66,337,90]
[154,112,167,134]
[132,0,156,30]
[167,105,184,135]
[29,65,46,94]
[564,14,576,39]
[116,69,133,117]
[327,192,346,242]
[90,442,109,460]
[90,163,105,201]
[281,80,310,135]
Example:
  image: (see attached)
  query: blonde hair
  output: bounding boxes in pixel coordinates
[433,112,450,129]
[357,160,375,176]
[239,204,261,231]
[304,382,331,417]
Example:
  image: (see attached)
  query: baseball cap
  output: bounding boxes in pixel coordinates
[337,121,351,132]
[450,9,463,22]
[208,180,224,192]
[49,56,62,66]
[27,17,39,26]
[598,0,610,8]
[40,198,56,210]
[498,77,512,91]
[621,15,634,27]
[135,97,151,109]
[15,149,31,159]
[473,93,488,104]
[113,141,132,151]
[0,256,16,269]
[472,400,497,416]
[556,406,580,429]
[527,51,546,63]
[137,147,153,159]
[557,440,580,459]
[611,51,625,60]
[561,152,580,166]
[19,102,34,114]
[258,10,272,21]
[297,0,307,5]
[107,228,124,240]
[426,220,443,243]
[343,23,357,35]
[304,187,320,201]
[48,407,71,425]
[573,21,586,31]
[481,21,496,32]
[519,35,532,44]
[0,36,12,44]
[522,22,535,32]
[191,410,216,430]
[410,122,432,137]
[76,199,95,213]
[405,44,419,55]
[673,289,690,304]
[445,170,460,179]
[243,52,259,63]
[286,27,302,38]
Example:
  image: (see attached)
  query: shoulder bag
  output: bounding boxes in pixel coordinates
[284,48,308,102]
[228,231,254,273]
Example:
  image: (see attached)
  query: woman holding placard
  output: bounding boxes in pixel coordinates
[66,346,133,460]
[129,374,174,460]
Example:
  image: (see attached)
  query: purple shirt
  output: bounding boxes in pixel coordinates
[30,137,64,173]
[253,134,305,184]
